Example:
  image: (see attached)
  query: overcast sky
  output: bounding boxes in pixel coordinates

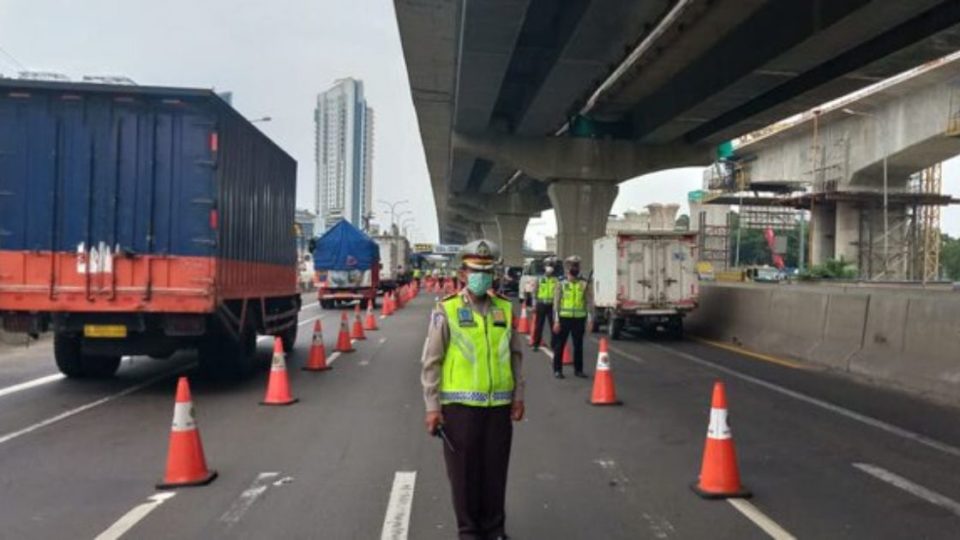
[1,0,957,249]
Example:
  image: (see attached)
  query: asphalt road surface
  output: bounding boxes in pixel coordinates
[1,292,959,539]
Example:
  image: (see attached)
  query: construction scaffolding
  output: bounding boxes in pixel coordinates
[914,163,942,281]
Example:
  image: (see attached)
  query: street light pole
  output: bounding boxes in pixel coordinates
[378,199,409,231]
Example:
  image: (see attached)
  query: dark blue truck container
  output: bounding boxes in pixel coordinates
[0,79,299,378]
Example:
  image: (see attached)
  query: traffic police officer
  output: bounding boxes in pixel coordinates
[530,258,558,352]
[421,239,525,540]
[552,255,591,378]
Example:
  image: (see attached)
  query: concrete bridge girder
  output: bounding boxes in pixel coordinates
[452,132,714,181]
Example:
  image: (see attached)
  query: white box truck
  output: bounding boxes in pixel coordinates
[592,231,699,339]
[374,235,410,292]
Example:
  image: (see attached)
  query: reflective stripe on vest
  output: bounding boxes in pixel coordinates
[559,281,587,318]
[440,295,515,407]
[537,277,557,302]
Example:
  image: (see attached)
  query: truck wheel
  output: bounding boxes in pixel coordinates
[668,317,684,340]
[607,317,623,341]
[320,300,334,310]
[54,333,86,378]
[199,320,256,379]
[84,356,122,378]
[280,322,298,355]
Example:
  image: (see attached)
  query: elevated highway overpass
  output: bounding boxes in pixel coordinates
[395,0,960,268]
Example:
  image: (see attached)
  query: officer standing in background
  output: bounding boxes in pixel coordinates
[530,258,558,352]
[421,239,526,540]
[552,255,591,379]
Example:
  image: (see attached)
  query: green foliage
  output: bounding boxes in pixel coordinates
[799,258,858,280]
[942,234,960,280]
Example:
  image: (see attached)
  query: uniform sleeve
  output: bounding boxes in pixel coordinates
[421,305,449,412]
[510,329,525,403]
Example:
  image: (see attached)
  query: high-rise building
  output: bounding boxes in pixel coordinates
[315,78,374,231]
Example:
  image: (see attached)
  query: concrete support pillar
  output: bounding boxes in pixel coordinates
[548,180,618,273]
[480,221,500,243]
[810,203,835,266]
[495,214,529,266]
[835,201,860,264]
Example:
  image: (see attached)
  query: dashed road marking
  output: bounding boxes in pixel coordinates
[854,462,960,517]
[220,472,280,527]
[381,471,417,540]
[727,498,796,540]
[0,373,65,400]
[646,343,960,460]
[94,492,176,540]
[0,364,195,447]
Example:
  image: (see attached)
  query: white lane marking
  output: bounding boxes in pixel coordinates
[380,471,417,540]
[302,302,319,310]
[256,315,323,345]
[327,351,342,365]
[220,472,280,526]
[0,373,65,399]
[727,498,796,540]
[647,343,960,460]
[853,462,960,517]
[298,315,320,327]
[94,492,176,540]
[604,341,645,364]
[0,364,195,447]
[379,338,387,344]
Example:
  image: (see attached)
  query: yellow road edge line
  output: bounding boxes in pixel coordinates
[690,337,810,370]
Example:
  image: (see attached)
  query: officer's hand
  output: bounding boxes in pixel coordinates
[511,400,525,422]
[425,410,444,434]
[552,322,560,334]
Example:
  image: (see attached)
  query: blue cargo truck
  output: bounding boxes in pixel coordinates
[0,79,300,378]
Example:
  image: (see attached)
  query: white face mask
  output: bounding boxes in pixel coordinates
[545,266,554,275]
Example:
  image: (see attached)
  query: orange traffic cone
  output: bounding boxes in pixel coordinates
[336,312,355,353]
[303,320,331,372]
[364,304,378,331]
[261,337,298,406]
[692,381,750,498]
[562,339,573,366]
[157,377,217,489]
[351,311,366,340]
[589,338,621,406]
[517,304,530,334]
[382,293,393,317]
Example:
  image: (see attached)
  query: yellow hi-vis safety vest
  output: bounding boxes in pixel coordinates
[537,276,558,302]
[439,294,515,407]
[559,280,588,318]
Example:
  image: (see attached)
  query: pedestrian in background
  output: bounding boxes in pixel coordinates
[552,255,591,379]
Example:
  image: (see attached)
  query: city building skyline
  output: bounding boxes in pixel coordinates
[315,77,374,231]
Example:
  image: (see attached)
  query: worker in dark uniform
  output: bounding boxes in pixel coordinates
[530,258,558,352]
[552,255,591,379]
[421,239,525,540]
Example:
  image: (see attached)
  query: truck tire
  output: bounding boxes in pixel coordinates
[668,317,684,340]
[199,320,256,379]
[607,316,623,341]
[280,322,298,355]
[54,333,122,378]
[320,300,334,310]
[84,356,122,378]
[54,333,86,378]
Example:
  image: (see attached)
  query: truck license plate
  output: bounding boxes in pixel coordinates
[83,325,127,338]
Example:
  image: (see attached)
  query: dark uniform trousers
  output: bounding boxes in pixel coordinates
[441,403,513,540]
[531,302,553,348]
[553,316,586,373]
